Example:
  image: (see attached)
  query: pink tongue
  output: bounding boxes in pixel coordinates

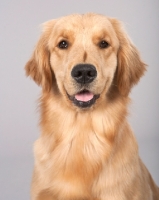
[75,92,94,102]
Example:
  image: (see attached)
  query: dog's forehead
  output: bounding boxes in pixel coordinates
[53,13,115,36]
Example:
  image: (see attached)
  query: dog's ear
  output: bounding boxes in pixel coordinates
[110,18,146,96]
[25,20,56,91]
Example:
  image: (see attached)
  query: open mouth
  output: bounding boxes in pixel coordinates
[68,90,100,108]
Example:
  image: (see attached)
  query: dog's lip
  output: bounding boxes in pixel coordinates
[67,90,100,108]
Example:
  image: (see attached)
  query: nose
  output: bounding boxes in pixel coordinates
[71,64,97,84]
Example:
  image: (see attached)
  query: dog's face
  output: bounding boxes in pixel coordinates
[49,14,119,108]
[25,13,146,109]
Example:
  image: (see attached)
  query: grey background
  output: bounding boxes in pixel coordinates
[0,0,159,199]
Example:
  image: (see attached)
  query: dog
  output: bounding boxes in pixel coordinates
[25,13,159,200]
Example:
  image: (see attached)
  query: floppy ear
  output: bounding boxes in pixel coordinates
[25,20,55,91]
[110,18,146,96]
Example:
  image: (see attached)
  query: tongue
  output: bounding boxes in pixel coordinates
[75,92,94,102]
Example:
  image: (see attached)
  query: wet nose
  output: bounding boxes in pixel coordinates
[71,64,97,84]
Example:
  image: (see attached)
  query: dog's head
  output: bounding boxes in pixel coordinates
[25,13,146,109]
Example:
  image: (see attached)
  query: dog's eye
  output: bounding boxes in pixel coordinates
[99,40,109,49]
[58,40,68,49]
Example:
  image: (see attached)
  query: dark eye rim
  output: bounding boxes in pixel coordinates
[58,40,69,49]
[99,40,109,49]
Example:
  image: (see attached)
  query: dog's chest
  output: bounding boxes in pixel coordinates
[34,125,111,198]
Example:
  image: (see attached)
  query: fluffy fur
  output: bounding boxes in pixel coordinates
[25,13,159,200]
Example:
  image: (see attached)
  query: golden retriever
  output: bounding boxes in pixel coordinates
[25,13,159,200]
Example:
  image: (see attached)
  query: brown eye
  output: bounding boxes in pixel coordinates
[99,40,109,49]
[58,40,68,49]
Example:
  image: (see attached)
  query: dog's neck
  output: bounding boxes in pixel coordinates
[38,92,133,158]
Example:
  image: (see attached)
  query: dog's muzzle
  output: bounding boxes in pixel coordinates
[68,64,99,108]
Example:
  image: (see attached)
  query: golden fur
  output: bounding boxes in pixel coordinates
[25,13,159,200]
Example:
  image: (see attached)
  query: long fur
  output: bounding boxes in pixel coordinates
[25,13,159,200]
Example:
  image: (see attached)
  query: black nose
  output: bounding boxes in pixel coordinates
[71,64,97,84]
